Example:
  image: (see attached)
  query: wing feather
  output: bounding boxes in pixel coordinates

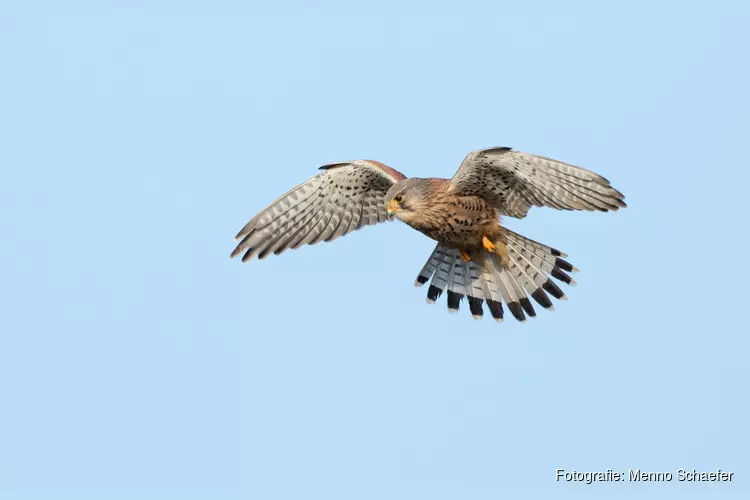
[448,147,626,218]
[231,160,406,261]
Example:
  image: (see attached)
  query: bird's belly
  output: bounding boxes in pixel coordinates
[412,209,499,250]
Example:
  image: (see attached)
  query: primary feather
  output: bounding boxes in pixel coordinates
[448,147,626,218]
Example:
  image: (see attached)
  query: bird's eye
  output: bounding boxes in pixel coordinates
[394,195,403,203]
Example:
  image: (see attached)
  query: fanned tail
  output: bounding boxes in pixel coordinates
[414,229,578,323]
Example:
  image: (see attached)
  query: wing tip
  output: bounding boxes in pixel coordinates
[230,245,248,260]
[318,162,350,170]
[240,251,256,263]
[234,227,253,241]
[481,146,513,155]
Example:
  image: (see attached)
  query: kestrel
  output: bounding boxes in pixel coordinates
[231,147,626,322]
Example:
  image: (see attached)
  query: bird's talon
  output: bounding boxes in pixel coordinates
[460,251,472,262]
[482,236,496,253]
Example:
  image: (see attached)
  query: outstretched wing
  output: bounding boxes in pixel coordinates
[447,147,626,218]
[231,160,406,261]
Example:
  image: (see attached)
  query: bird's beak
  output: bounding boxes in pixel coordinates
[386,200,399,219]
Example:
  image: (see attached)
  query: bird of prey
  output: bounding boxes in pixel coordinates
[230,147,626,322]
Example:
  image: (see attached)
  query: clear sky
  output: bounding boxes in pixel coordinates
[1,1,748,499]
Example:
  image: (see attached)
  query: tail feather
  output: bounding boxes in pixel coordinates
[508,251,554,312]
[495,263,527,322]
[467,261,485,319]
[424,248,454,303]
[448,256,467,298]
[507,252,540,298]
[414,229,579,323]
[444,250,464,312]
[506,231,578,286]
[481,261,505,322]
[415,245,444,286]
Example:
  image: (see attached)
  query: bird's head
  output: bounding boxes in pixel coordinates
[385,178,432,223]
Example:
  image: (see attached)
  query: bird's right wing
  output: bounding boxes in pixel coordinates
[231,160,406,261]
[448,147,626,218]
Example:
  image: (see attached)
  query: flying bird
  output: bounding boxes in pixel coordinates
[231,147,626,322]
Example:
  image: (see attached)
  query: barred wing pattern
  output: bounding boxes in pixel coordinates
[448,147,626,218]
[231,160,406,262]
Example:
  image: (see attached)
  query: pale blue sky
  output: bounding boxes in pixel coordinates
[1,1,748,499]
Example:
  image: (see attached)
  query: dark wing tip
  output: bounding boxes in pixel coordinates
[318,162,350,171]
[230,239,254,261]
[257,247,273,260]
[239,248,256,263]
[416,275,429,285]
[482,146,513,155]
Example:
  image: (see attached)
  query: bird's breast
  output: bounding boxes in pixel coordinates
[406,196,500,250]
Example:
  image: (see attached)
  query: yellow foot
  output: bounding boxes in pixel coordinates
[482,236,496,253]
[460,251,472,262]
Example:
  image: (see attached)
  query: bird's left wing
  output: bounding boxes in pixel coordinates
[231,160,406,261]
[447,147,626,218]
